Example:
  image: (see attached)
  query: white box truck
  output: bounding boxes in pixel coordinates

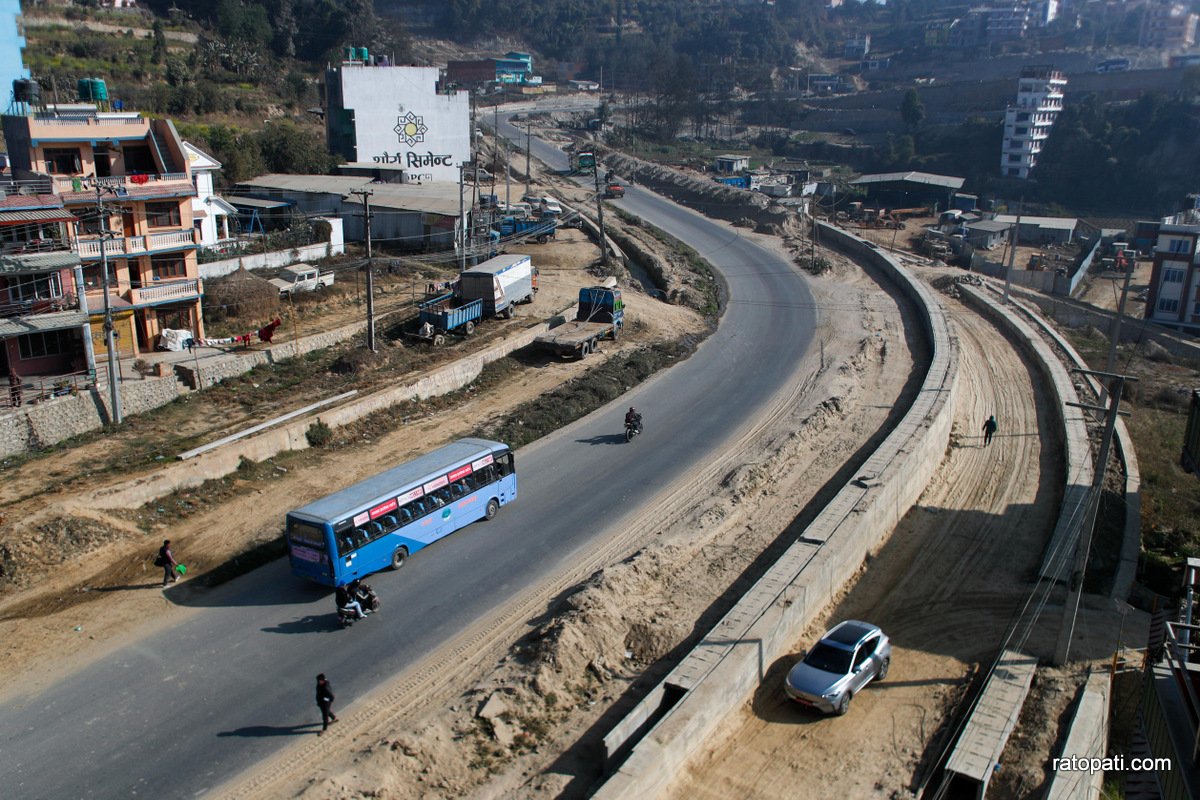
[459,254,537,319]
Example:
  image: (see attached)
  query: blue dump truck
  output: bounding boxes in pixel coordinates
[412,294,483,346]
[495,215,557,243]
[534,284,624,359]
[459,254,537,319]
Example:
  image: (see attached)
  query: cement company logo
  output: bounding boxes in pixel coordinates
[393,111,428,147]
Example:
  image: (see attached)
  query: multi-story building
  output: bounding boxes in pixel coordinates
[2,86,205,357]
[0,188,95,395]
[1144,223,1200,333]
[182,141,237,249]
[999,65,1067,179]
[1140,2,1198,49]
[326,51,470,184]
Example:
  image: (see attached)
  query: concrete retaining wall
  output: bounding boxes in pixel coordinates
[1008,287,1200,363]
[88,322,552,510]
[992,290,1141,600]
[594,222,959,800]
[958,284,1095,589]
[1045,671,1110,800]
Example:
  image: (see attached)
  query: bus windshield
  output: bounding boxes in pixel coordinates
[285,438,517,586]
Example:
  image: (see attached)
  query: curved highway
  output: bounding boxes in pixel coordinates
[0,116,818,799]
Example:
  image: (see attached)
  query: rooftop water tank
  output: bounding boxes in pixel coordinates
[356,47,369,62]
[13,78,41,104]
[77,77,108,102]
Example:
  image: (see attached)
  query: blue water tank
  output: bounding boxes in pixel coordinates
[92,78,109,101]
[357,47,369,62]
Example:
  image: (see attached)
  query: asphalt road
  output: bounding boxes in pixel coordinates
[0,121,818,799]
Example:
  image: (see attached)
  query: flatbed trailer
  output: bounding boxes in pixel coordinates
[410,294,483,346]
[534,286,623,359]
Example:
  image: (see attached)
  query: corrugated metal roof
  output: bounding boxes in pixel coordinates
[0,208,77,224]
[0,250,81,274]
[992,214,1077,230]
[851,171,965,190]
[227,195,292,209]
[236,173,462,217]
[0,309,88,337]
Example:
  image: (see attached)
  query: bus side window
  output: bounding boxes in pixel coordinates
[451,481,467,497]
[353,527,370,548]
[399,506,413,524]
[497,453,514,476]
[365,521,384,541]
[381,514,399,532]
[339,535,355,556]
[404,499,424,519]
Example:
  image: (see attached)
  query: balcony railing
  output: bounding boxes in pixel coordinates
[0,176,56,195]
[0,295,79,320]
[77,229,198,259]
[55,173,192,195]
[130,279,201,305]
[1,238,73,256]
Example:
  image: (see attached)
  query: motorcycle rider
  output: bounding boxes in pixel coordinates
[625,406,642,432]
[335,582,368,620]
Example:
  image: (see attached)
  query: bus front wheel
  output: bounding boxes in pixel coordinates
[485,499,499,520]
[391,546,409,570]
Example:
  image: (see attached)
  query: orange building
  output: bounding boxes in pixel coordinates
[3,93,204,356]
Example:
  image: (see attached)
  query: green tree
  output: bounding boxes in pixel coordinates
[900,89,925,132]
[151,19,168,64]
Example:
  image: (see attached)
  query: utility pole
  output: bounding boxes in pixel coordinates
[93,183,122,424]
[350,189,375,351]
[458,163,467,272]
[592,159,610,268]
[525,121,532,198]
[505,131,512,208]
[1102,248,1136,404]
[1003,196,1024,304]
[1054,368,1136,665]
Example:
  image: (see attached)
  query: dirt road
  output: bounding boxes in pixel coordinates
[664,282,1067,799]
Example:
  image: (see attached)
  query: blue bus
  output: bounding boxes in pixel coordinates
[286,438,517,586]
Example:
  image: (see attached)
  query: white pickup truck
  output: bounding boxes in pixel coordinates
[269,265,334,297]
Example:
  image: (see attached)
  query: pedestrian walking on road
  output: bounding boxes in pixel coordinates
[156,539,179,587]
[316,674,337,734]
[982,415,998,446]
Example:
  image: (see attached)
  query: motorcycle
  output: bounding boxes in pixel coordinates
[624,416,642,442]
[337,581,381,628]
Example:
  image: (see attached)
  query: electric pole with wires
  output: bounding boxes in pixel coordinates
[91,181,123,423]
[1054,368,1136,665]
[350,189,376,351]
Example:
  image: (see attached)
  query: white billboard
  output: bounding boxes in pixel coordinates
[338,65,470,183]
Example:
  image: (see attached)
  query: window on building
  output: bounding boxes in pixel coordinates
[150,254,186,281]
[43,148,82,174]
[1008,154,1021,162]
[9,272,64,303]
[1007,168,1021,177]
[123,144,156,174]
[18,329,73,359]
[1164,268,1186,283]
[145,202,181,228]
[1167,239,1191,254]
[1015,127,1028,136]
[1158,298,1179,314]
[77,211,114,237]
[82,262,119,290]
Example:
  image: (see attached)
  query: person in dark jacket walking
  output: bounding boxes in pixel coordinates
[316,673,337,734]
[157,540,179,586]
[982,415,998,446]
